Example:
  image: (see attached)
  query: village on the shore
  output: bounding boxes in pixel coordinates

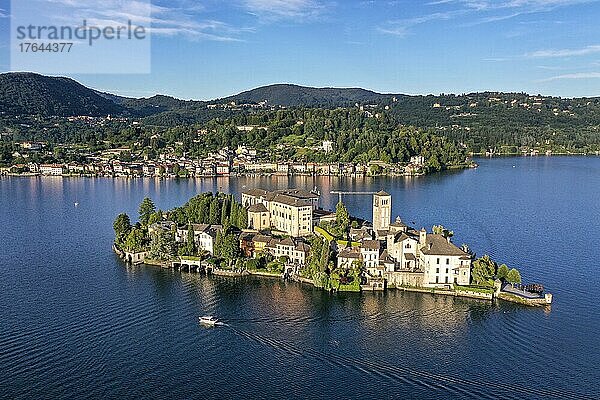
[0,141,431,178]
[113,187,552,307]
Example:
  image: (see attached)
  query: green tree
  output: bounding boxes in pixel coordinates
[139,197,156,226]
[471,255,496,285]
[124,227,145,252]
[335,201,350,234]
[369,164,382,175]
[220,197,229,225]
[148,210,162,226]
[506,268,522,284]
[320,241,331,272]
[209,198,220,225]
[184,225,197,256]
[149,231,176,261]
[497,264,509,280]
[433,225,454,238]
[113,213,131,245]
[221,233,240,260]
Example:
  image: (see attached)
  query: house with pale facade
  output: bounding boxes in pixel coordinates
[175,224,223,255]
[336,192,473,290]
[242,188,319,237]
[419,230,471,288]
[264,237,311,266]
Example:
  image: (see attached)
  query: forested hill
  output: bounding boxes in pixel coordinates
[0,73,124,117]
[218,84,401,107]
[2,72,600,153]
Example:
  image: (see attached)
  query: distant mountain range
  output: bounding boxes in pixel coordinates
[0,73,406,117]
[218,84,402,107]
[2,72,600,154]
[0,73,124,117]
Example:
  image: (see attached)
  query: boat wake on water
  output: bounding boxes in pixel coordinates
[219,324,595,400]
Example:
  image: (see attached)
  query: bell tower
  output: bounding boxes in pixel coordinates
[373,190,391,234]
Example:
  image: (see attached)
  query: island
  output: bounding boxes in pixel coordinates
[113,188,552,307]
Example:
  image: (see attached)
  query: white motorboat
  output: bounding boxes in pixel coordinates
[199,316,218,326]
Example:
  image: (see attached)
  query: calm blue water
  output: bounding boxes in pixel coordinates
[1,156,599,399]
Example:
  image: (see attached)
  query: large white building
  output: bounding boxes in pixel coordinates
[419,230,471,287]
[40,164,65,176]
[338,192,472,290]
[242,188,319,237]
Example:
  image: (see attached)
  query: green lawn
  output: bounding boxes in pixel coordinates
[454,284,494,294]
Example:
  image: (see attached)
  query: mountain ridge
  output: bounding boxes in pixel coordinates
[5,72,597,119]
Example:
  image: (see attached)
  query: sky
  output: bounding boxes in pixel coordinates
[0,0,599,99]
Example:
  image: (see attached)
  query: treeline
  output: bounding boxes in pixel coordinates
[147,108,470,172]
[113,193,247,262]
[389,93,600,153]
[166,192,247,230]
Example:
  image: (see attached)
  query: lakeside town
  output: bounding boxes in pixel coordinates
[1,141,437,178]
[113,187,552,307]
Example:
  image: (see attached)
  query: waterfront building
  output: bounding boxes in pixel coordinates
[419,231,472,288]
[337,247,362,270]
[335,192,473,290]
[264,237,311,266]
[360,240,381,277]
[40,164,66,176]
[242,188,319,237]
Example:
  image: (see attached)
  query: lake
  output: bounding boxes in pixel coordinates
[1,156,599,399]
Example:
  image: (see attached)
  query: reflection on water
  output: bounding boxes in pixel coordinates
[1,157,600,399]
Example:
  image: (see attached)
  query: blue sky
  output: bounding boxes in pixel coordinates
[1,0,599,99]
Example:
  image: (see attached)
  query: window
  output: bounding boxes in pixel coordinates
[445,277,449,284]
[436,268,439,273]
[446,268,448,274]
[436,258,440,264]
[435,276,439,283]
[446,258,449,265]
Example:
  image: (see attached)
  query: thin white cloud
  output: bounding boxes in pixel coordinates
[45,0,249,41]
[538,72,600,82]
[528,45,600,58]
[378,10,465,37]
[380,0,599,37]
[242,0,328,21]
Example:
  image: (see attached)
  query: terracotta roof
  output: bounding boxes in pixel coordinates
[295,242,311,252]
[338,247,362,259]
[253,234,272,243]
[390,220,408,228]
[420,234,468,257]
[248,203,268,213]
[394,232,418,243]
[361,240,381,250]
[377,229,390,237]
[274,188,319,200]
[242,188,269,197]
[270,193,313,207]
[279,237,295,247]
